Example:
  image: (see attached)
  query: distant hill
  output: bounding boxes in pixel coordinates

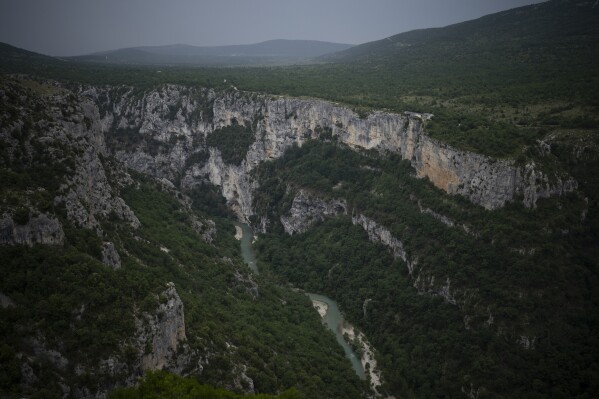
[71,40,353,66]
[321,0,599,64]
[0,42,57,65]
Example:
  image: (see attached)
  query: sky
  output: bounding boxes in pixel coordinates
[0,0,545,56]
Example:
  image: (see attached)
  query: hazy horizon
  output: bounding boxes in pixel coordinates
[0,0,545,57]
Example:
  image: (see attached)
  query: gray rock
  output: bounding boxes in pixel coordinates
[20,362,38,385]
[0,293,16,308]
[101,242,121,269]
[137,282,190,372]
[518,335,536,350]
[351,213,410,265]
[89,85,577,224]
[280,190,347,235]
[233,270,259,300]
[55,146,140,232]
[0,213,64,246]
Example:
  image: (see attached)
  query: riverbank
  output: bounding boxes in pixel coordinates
[342,323,384,393]
[311,299,329,318]
[307,293,366,380]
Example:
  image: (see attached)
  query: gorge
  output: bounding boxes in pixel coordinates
[2,1,599,393]
[86,84,576,224]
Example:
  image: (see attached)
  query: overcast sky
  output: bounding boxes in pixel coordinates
[0,0,545,56]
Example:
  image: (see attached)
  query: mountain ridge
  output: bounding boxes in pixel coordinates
[69,39,353,66]
[321,0,599,62]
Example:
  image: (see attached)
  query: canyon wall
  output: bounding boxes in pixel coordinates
[84,86,576,222]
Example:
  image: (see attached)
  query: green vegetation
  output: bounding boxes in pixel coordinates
[206,120,255,165]
[109,371,301,399]
[252,140,599,398]
[119,178,367,398]
[0,78,79,212]
[0,171,366,398]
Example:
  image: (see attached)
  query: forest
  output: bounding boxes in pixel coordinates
[252,139,599,398]
[109,371,301,399]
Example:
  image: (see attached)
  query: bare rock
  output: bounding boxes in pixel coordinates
[0,213,64,246]
[101,241,121,269]
[137,282,189,371]
[281,190,347,235]
[0,293,16,308]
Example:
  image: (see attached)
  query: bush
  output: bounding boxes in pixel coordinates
[205,120,254,165]
[13,207,29,225]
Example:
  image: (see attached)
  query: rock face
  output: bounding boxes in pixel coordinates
[280,191,463,306]
[216,93,576,211]
[0,79,140,243]
[418,203,456,228]
[84,85,577,223]
[351,213,410,266]
[55,144,141,233]
[0,213,64,246]
[51,97,140,232]
[280,190,347,235]
[350,213,458,304]
[137,283,189,371]
[101,241,121,269]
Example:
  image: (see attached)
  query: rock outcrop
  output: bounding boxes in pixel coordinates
[55,144,141,233]
[101,241,121,269]
[280,191,463,306]
[82,85,577,223]
[280,190,347,235]
[44,89,141,232]
[0,78,140,243]
[0,213,64,246]
[351,213,460,305]
[350,213,411,268]
[137,282,190,371]
[51,96,140,232]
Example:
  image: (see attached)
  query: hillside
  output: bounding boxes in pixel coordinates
[70,40,353,66]
[323,0,599,63]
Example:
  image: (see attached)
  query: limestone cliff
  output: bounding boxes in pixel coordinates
[215,93,576,211]
[280,189,347,235]
[0,78,140,242]
[350,213,412,269]
[137,282,192,372]
[279,191,461,306]
[81,85,577,224]
[0,213,64,246]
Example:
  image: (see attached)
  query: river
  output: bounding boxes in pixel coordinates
[306,293,366,380]
[235,222,366,380]
[236,222,258,273]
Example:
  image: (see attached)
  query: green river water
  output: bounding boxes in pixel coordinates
[235,222,366,379]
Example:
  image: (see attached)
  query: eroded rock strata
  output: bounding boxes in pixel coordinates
[83,86,576,222]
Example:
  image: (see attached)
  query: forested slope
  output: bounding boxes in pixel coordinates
[252,139,599,397]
